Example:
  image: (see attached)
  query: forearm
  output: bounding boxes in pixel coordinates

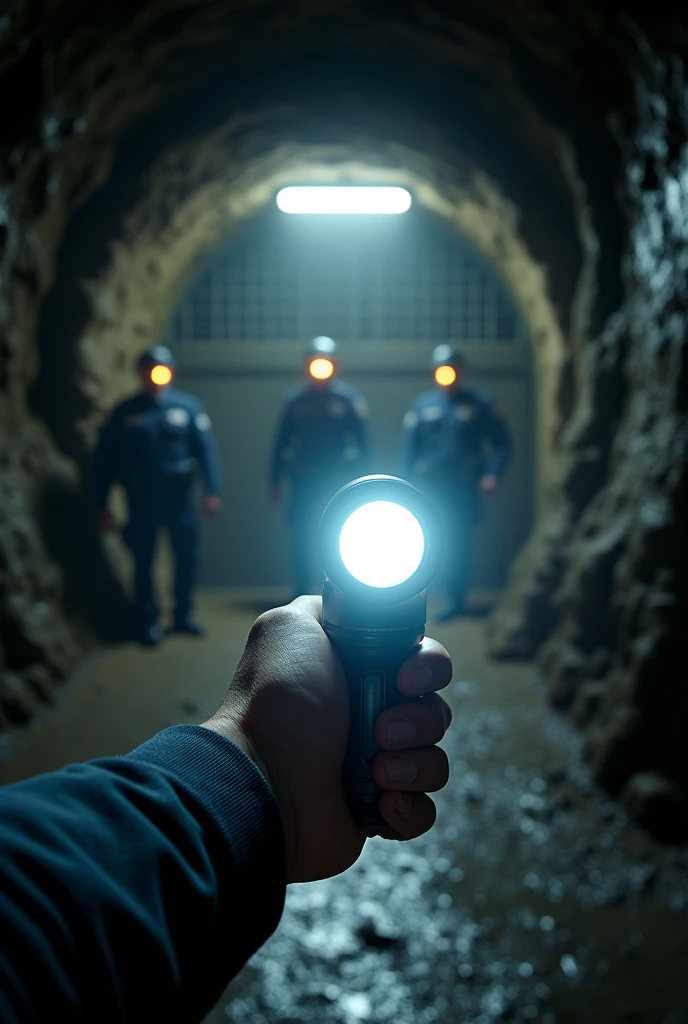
[0,726,285,1023]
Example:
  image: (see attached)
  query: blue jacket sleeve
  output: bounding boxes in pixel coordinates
[0,725,286,1024]
[190,408,223,496]
[483,402,512,478]
[92,413,119,509]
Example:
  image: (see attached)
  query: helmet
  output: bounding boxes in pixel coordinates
[430,344,465,370]
[305,336,338,381]
[137,345,175,371]
[431,345,465,387]
[306,336,338,359]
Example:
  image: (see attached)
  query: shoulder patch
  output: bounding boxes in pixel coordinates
[195,411,212,431]
[403,409,419,429]
[166,407,191,428]
[354,397,369,419]
[420,405,443,423]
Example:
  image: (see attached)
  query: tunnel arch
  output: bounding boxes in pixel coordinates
[65,134,568,515]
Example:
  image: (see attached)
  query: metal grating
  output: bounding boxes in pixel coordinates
[167,211,524,344]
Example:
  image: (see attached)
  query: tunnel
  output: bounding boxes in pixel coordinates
[0,1,687,1022]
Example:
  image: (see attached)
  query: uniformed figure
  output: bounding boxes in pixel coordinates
[93,346,223,646]
[401,344,511,622]
[270,336,371,597]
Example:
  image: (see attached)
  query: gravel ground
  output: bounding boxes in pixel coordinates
[208,652,688,1024]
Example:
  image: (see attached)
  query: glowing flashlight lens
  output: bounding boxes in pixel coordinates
[309,358,334,380]
[339,501,425,588]
[434,365,457,387]
[150,364,173,386]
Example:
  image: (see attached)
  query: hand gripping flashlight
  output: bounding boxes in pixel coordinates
[318,475,440,827]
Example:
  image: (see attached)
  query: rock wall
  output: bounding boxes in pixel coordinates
[487,38,688,835]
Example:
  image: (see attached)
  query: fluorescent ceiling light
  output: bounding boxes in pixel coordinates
[276,186,412,215]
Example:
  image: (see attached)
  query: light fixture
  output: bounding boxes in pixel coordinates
[276,186,412,215]
[434,364,457,387]
[318,475,439,826]
[308,357,335,381]
[150,364,173,386]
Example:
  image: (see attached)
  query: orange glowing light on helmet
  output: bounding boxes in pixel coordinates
[309,357,335,381]
[434,364,457,387]
[150,364,173,386]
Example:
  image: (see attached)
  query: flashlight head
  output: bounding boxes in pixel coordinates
[318,475,440,604]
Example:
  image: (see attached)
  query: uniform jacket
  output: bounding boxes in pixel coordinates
[270,381,371,490]
[401,385,511,486]
[93,388,222,507]
[0,726,285,1022]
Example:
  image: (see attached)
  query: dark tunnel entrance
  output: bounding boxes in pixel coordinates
[164,203,534,592]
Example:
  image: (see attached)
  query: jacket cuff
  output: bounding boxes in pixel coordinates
[128,725,286,956]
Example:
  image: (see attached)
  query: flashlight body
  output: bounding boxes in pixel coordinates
[322,579,426,827]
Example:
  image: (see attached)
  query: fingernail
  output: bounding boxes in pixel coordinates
[385,718,416,746]
[395,791,413,817]
[385,755,417,784]
[412,665,433,694]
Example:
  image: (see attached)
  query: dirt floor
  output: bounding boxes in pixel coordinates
[0,591,687,1024]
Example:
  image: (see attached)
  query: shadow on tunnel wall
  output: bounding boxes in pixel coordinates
[37,473,134,643]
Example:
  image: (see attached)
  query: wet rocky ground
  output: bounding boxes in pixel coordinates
[0,594,685,1024]
[207,620,688,1024]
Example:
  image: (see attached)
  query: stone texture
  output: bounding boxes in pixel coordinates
[620,771,688,845]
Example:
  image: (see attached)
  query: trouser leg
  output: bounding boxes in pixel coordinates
[446,502,473,608]
[288,489,325,597]
[166,492,199,624]
[428,483,474,610]
[125,508,159,626]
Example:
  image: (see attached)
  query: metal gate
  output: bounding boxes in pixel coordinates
[167,205,533,592]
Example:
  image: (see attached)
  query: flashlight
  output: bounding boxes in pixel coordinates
[318,475,440,826]
[434,364,457,387]
[309,357,335,381]
[150,364,173,386]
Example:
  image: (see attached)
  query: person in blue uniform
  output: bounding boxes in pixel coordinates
[93,345,223,646]
[401,345,511,622]
[0,595,454,1022]
[270,336,371,596]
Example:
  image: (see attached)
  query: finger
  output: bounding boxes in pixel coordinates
[378,790,437,839]
[374,692,452,750]
[396,637,453,697]
[372,745,450,793]
[288,594,323,624]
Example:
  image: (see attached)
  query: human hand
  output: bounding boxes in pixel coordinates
[204,495,222,517]
[97,508,118,532]
[202,595,452,883]
[479,473,498,494]
[269,486,281,506]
